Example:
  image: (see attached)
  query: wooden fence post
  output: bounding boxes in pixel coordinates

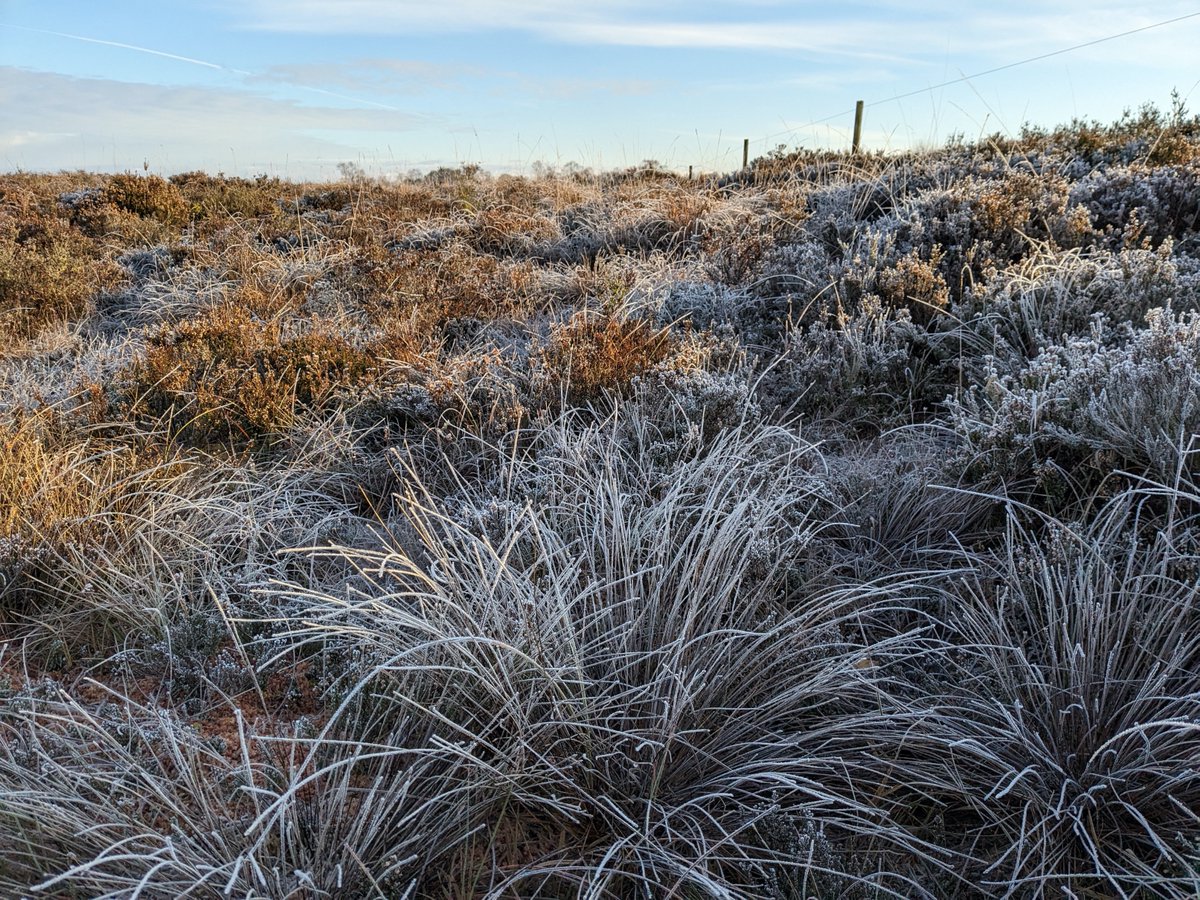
[742,138,749,171]
[852,100,864,154]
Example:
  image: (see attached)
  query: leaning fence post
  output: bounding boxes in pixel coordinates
[852,100,864,154]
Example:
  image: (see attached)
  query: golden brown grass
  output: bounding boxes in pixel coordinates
[0,409,195,650]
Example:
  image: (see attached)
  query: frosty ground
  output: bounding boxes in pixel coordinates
[2,105,1200,897]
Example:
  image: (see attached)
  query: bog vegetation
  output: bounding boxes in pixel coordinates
[3,102,1200,897]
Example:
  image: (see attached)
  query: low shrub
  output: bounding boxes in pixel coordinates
[170,170,287,219]
[951,242,1198,379]
[127,304,424,446]
[0,216,121,343]
[101,173,189,226]
[354,242,538,328]
[533,311,676,404]
[766,295,938,432]
[951,307,1200,510]
[1071,164,1200,248]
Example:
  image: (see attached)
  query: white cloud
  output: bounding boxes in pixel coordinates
[547,20,912,59]
[253,59,479,96]
[224,0,1200,65]
[0,130,78,149]
[228,0,647,33]
[0,67,429,175]
[225,0,918,58]
[255,58,658,101]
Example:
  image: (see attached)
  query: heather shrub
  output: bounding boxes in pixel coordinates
[952,307,1200,494]
[875,245,950,321]
[766,295,938,431]
[1,172,106,219]
[950,242,1200,379]
[1017,98,1200,169]
[65,174,190,245]
[1071,163,1200,247]
[101,174,188,226]
[170,170,287,219]
[0,216,121,343]
[354,241,538,328]
[803,225,952,328]
[127,304,423,446]
[622,367,762,472]
[533,311,676,404]
[741,238,841,346]
[424,347,529,437]
[655,278,757,330]
[804,177,897,243]
[905,169,1090,292]
[705,219,777,287]
[292,184,356,213]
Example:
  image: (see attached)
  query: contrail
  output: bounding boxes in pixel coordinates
[0,22,407,112]
[1,23,254,75]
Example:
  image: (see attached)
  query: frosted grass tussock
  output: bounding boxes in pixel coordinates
[251,418,927,896]
[865,491,1200,897]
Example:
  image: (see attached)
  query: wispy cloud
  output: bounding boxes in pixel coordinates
[226,0,915,58]
[0,25,411,112]
[255,58,658,101]
[0,67,429,174]
[0,130,78,149]
[228,0,648,34]
[253,59,479,95]
[547,20,911,59]
[226,0,1200,64]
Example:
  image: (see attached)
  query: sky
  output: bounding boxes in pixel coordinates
[2,1,1199,179]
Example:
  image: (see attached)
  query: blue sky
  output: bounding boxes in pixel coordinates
[2,1,1199,178]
